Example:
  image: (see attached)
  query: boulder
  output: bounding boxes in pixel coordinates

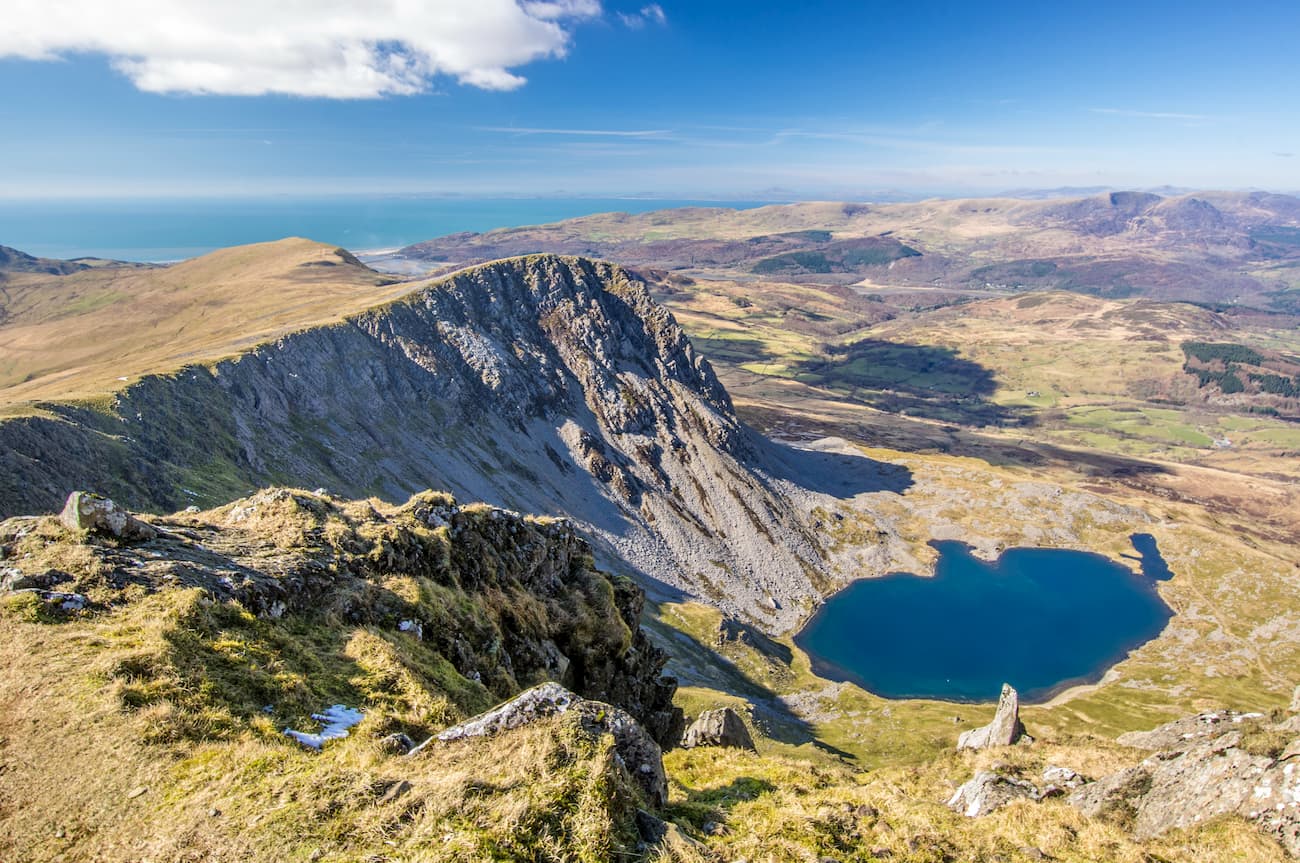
[59,492,157,542]
[429,682,581,745]
[957,683,1029,750]
[1128,732,1272,839]
[680,707,756,751]
[1,567,71,592]
[947,771,1041,817]
[0,567,22,591]
[411,682,668,806]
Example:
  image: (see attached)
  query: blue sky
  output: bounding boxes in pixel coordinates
[2,0,1298,199]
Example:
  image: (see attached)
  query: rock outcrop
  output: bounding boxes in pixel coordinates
[680,707,757,751]
[1114,709,1263,750]
[948,771,1042,817]
[1041,765,1088,794]
[0,487,682,748]
[59,491,157,542]
[946,764,1088,818]
[1069,711,1300,857]
[414,682,668,807]
[425,682,581,744]
[957,683,1030,750]
[0,256,845,632]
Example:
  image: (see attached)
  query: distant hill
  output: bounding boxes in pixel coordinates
[377,191,1300,312]
[0,238,406,407]
[0,244,93,276]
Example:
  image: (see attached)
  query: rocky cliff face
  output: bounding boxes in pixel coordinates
[0,255,839,630]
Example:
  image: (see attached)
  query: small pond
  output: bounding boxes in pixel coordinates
[795,535,1174,702]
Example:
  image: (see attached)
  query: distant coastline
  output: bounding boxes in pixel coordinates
[0,196,774,263]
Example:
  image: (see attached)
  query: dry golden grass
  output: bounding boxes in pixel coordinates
[661,742,1286,863]
[0,570,645,863]
[0,238,413,410]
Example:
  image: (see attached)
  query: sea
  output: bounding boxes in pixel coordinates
[0,196,774,263]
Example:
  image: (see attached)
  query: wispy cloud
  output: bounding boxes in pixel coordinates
[618,4,667,28]
[0,0,602,98]
[1275,152,1295,158]
[477,126,671,138]
[765,127,1064,156]
[1090,108,1214,121]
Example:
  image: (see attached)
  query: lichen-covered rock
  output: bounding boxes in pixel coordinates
[59,491,156,542]
[1116,710,1263,751]
[680,707,756,751]
[429,682,581,744]
[1041,765,1089,795]
[947,771,1041,817]
[957,683,1029,750]
[1066,764,1151,820]
[414,683,668,806]
[1132,732,1274,838]
[1070,711,1300,857]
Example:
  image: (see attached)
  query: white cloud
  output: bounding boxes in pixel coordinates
[618,4,667,28]
[0,0,602,98]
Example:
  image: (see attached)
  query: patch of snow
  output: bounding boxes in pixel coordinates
[284,705,365,750]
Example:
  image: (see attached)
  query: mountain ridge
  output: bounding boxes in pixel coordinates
[0,253,892,632]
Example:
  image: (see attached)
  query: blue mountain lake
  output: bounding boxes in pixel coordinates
[795,536,1174,702]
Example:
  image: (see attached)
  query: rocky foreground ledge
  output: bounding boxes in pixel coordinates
[0,487,682,746]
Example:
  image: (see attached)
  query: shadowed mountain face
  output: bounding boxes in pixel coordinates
[0,254,905,631]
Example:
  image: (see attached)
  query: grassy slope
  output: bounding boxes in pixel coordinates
[0,239,411,411]
[0,490,656,863]
[0,598,643,863]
